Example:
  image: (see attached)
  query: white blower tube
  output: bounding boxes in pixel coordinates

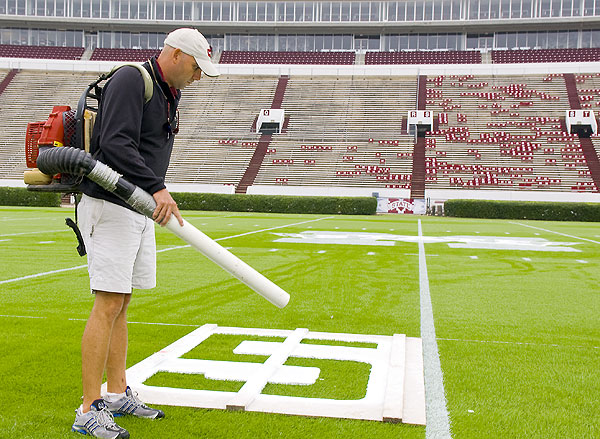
[36,147,290,308]
[165,218,290,308]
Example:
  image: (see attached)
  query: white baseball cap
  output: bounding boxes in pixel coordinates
[164,28,219,77]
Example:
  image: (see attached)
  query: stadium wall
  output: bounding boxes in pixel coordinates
[4,57,600,77]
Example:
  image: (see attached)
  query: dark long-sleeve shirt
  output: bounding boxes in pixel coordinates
[80,57,180,210]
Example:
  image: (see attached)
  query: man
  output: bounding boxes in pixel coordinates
[71,28,219,439]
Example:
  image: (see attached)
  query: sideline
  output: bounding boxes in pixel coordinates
[418,219,452,439]
[0,215,333,285]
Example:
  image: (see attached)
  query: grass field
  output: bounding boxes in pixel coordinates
[0,206,598,439]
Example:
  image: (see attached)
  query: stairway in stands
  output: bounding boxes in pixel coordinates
[235,75,288,194]
[563,73,582,109]
[410,75,428,199]
[563,73,600,191]
[0,69,18,95]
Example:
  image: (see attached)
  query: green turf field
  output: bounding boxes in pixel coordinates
[0,206,598,439]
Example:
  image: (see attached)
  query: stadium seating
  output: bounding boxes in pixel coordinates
[0,44,84,60]
[219,51,356,65]
[423,73,597,192]
[165,74,279,185]
[492,48,600,64]
[252,76,416,188]
[366,51,482,65]
[1,69,598,195]
[90,48,160,61]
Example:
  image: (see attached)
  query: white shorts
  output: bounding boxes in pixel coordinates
[78,194,156,294]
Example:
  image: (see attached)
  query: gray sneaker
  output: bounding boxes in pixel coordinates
[72,399,129,438]
[105,386,165,419]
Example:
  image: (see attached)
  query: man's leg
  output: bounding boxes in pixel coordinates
[81,291,128,412]
[105,293,131,394]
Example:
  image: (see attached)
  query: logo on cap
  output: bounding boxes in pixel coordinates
[207,47,213,59]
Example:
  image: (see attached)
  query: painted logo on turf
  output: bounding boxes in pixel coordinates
[271,231,581,252]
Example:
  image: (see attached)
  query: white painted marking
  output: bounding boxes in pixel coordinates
[5,314,597,351]
[511,222,600,245]
[0,314,46,319]
[576,260,588,264]
[0,217,47,222]
[522,257,532,262]
[469,256,478,260]
[390,229,395,231]
[437,337,600,350]
[418,220,452,438]
[362,228,367,230]
[112,325,426,424]
[216,217,334,242]
[0,229,67,237]
[273,231,581,252]
[317,250,326,254]
[0,239,11,242]
[505,232,511,235]
[367,252,376,255]
[269,249,278,252]
[38,241,55,244]
[67,317,200,327]
[0,265,88,285]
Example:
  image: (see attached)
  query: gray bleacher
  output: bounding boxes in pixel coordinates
[253,75,417,188]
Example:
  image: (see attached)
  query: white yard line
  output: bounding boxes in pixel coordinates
[212,216,334,242]
[0,217,49,222]
[67,317,200,327]
[418,219,452,439]
[510,222,600,245]
[0,216,333,285]
[4,315,598,351]
[0,265,88,285]
[437,337,599,350]
[0,229,69,237]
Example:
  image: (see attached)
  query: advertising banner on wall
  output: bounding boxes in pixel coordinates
[376,198,426,214]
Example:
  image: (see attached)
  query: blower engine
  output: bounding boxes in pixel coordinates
[23,63,153,193]
[24,104,95,192]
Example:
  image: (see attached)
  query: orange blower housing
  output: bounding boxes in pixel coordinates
[25,105,79,191]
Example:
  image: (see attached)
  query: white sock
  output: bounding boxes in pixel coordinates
[104,391,125,403]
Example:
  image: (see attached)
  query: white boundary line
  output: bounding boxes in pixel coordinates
[418,219,452,439]
[0,216,333,285]
[510,222,600,245]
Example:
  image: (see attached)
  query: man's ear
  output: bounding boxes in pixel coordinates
[172,48,182,63]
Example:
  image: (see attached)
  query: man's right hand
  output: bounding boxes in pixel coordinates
[152,188,184,227]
